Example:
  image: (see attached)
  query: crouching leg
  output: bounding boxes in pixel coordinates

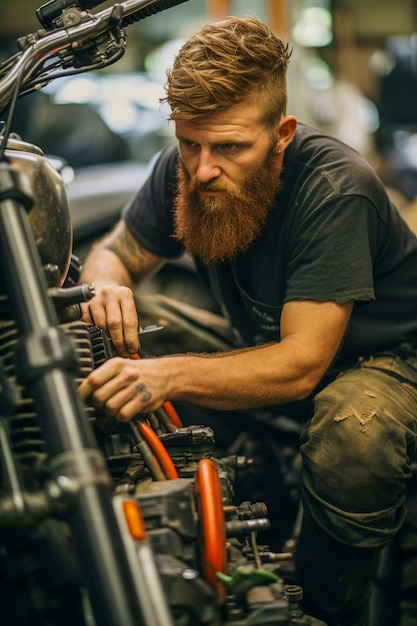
[296,350,417,626]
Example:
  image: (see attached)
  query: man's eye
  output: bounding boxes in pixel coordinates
[181,139,198,148]
[220,143,239,151]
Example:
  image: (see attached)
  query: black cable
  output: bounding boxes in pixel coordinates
[26,42,124,87]
[0,43,124,122]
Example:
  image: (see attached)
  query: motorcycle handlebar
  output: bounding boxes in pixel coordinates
[0,0,189,108]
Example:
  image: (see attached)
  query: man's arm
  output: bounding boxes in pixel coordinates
[78,299,354,419]
[79,219,165,356]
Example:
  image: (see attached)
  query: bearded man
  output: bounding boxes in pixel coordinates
[78,16,417,626]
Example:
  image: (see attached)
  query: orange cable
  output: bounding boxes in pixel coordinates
[136,418,179,480]
[195,459,227,604]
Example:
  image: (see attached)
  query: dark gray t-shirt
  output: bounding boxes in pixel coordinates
[123,123,417,367]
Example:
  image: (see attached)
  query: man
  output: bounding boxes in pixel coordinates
[78,16,417,626]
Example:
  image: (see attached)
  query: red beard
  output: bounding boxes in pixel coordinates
[172,146,283,264]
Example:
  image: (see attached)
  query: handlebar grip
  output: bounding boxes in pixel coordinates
[121,0,189,26]
[37,0,190,30]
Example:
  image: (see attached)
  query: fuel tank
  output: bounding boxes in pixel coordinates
[2,137,72,288]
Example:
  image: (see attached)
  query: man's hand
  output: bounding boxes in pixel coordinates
[78,356,169,421]
[80,284,140,357]
[78,220,165,356]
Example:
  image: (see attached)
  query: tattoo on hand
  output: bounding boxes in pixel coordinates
[136,383,151,403]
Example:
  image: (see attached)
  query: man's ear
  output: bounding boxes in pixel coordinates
[277,115,297,152]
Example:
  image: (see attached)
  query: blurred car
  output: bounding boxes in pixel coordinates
[8,70,175,259]
[66,158,151,260]
[11,70,174,169]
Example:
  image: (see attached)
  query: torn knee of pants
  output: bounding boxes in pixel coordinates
[334,406,377,431]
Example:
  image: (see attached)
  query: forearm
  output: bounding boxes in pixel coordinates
[162,341,325,410]
[79,220,164,288]
[79,299,350,420]
[79,244,133,288]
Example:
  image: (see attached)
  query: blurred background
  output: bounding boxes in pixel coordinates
[1,0,417,250]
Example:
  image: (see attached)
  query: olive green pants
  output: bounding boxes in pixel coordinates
[297,344,417,626]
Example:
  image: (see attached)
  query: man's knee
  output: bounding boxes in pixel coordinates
[300,374,414,512]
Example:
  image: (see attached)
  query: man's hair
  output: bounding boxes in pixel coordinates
[162,16,292,129]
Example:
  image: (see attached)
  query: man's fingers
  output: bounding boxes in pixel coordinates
[78,359,118,400]
[121,297,140,354]
[77,357,160,421]
[80,301,95,326]
[79,285,139,355]
[78,377,95,400]
[98,296,138,356]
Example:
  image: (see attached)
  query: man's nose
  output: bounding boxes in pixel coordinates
[195,149,221,183]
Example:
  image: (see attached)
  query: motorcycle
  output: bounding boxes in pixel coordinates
[0,2,328,624]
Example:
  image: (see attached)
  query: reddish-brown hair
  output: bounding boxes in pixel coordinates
[162,16,292,130]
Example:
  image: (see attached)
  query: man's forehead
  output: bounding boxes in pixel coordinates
[175,103,265,137]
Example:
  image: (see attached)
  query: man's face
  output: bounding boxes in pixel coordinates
[173,102,284,264]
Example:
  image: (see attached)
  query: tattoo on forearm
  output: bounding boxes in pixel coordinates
[106,228,147,276]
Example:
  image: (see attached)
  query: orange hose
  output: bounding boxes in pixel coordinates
[161,401,183,429]
[136,418,179,480]
[195,459,227,604]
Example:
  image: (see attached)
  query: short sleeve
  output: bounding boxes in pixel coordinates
[284,195,380,303]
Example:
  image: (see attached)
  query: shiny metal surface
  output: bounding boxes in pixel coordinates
[4,139,72,287]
